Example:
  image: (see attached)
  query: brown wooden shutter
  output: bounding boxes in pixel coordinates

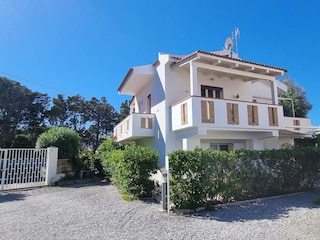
[233,104,239,124]
[148,118,153,129]
[247,105,253,125]
[141,117,146,128]
[181,103,188,125]
[294,119,300,131]
[201,101,214,123]
[253,106,259,125]
[227,103,233,124]
[268,107,278,126]
[248,105,258,125]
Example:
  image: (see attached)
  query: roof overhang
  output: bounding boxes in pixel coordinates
[171,50,287,81]
[118,65,154,95]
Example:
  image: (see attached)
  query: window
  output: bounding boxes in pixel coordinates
[210,143,229,151]
[141,117,153,129]
[247,105,259,125]
[268,107,278,126]
[181,103,188,125]
[201,85,223,99]
[227,103,239,124]
[201,100,215,123]
[147,94,151,113]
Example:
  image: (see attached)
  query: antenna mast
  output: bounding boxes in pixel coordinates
[232,27,240,56]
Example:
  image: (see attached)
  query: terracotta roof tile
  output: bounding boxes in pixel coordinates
[172,50,287,72]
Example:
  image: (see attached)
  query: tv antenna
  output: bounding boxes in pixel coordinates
[224,37,234,57]
[232,27,240,56]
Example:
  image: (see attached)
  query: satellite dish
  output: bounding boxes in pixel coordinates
[224,37,234,50]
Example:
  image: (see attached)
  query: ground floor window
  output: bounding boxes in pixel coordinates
[210,143,230,151]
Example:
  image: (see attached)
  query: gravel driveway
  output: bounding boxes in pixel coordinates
[0,183,319,240]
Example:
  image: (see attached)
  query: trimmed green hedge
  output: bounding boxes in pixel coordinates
[98,139,158,198]
[169,147,320,210]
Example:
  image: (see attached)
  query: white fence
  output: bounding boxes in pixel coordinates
[0,147,58,191]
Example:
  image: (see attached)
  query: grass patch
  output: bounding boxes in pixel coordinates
[121,194,137,201]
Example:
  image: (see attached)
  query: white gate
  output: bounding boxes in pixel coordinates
[0,148,58,190]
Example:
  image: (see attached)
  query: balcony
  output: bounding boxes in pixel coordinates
[114,113,155,142]
[171,96,312,134]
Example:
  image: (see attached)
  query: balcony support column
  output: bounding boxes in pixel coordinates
[190,62,198,96]
[270,79,278,104]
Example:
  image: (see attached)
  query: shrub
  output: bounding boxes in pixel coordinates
[36,127,81,169]
[169,147,320,210]
[98,139,158,198]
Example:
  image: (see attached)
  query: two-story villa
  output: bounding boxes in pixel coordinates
[114,46,313,167]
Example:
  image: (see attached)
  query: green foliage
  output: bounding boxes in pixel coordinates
[98,139,158,198]
[169,147,320,210]
[36,127,81,168]
[119,100,130,122]
[279,76,312,117]
[0,77,49,147]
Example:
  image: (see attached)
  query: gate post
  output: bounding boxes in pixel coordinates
[45,147,58,186]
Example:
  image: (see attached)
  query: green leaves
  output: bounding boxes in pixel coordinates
[169,147,320,210]
[36,127,81,167]
[98,140,158,198]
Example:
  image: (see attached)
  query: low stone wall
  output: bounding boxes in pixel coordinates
[57,159,72,174]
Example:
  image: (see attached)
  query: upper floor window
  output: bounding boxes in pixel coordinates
[201,85,223,99]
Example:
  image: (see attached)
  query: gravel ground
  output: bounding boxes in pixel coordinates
[0,183,319,240]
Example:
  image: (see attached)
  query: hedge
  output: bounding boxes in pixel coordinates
[98,139,158,198]
[169,147,320,210]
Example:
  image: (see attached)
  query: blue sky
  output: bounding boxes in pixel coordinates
[0,0,319,125]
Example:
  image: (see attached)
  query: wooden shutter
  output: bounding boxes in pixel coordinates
[247,105,253,125]
[253,106,259,125]
[201,100,214,123]
[294,119,300,131]
[227,103,233,124]
[248,105,259,126]
[268,107,278,126]
[147,118,153,129]
[233,104,239,124]
[141,117,146,128]
[181,103,188,125]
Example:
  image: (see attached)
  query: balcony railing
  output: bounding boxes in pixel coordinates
[113,113,155,142]
[171,96,312,133]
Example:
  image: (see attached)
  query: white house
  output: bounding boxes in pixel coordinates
[114,45,314,167]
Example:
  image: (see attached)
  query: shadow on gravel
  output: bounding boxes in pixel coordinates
[187,190,320,222]
[0,193,26,203]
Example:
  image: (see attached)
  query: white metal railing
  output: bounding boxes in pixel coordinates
[0,148,58,190]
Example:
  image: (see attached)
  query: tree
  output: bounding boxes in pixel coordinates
[85,97,119,151]
[119,100,130,122]
[279,76,312,118]
[0,77,49,147]
[48,94,68,127]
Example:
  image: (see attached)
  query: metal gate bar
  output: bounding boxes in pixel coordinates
[0,148,48,190]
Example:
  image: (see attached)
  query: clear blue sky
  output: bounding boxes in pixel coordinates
[0,0,319,125]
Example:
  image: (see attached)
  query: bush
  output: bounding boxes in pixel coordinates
[98,139,158,198]
[36,127,81,169]
[169,147,320,210]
